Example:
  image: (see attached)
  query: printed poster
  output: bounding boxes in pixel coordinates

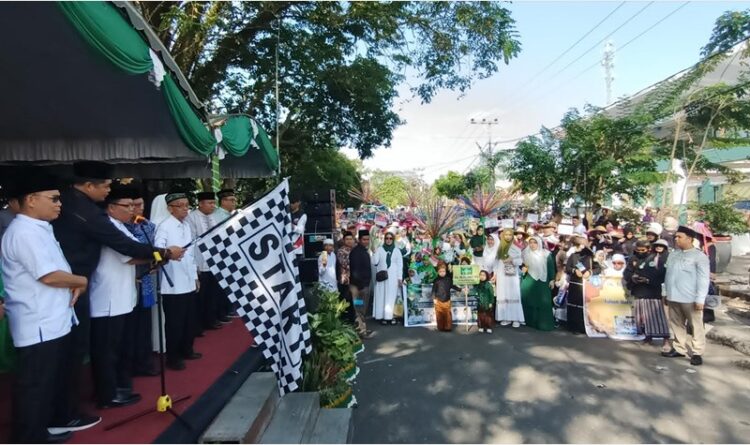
[583,276,644,341]
[404,284,478,327]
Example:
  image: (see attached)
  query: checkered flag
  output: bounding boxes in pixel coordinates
[197,179,312,395]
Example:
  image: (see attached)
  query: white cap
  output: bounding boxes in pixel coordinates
[647,222,663,236]
[323,238,334,246]
[612,254,626,263]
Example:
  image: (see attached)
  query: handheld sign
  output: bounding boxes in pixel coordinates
[453,265,481,286]
[526,213,539,223]
[558,224,574,235]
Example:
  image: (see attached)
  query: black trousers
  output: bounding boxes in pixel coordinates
[338,283,356,325]
[198,272,220,329]
[163,292,196,364]
[131,294,155,374]
[54,291,90,423]
[13,334,69,443]
[90,313,132,404]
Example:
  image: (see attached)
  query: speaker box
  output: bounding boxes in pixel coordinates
[299,258,319,283]
[303,189,336,233]
[304,232,334,259]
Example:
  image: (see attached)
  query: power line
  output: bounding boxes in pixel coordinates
[504,2,626,104]
[547,2,654,83]
[519,1,689,110]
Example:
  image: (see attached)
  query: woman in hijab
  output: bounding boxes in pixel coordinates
[482,232,500,274]
[565,237,599,334]
[494,228,525,328]
[520,236,556,331]
[373,230,404,325]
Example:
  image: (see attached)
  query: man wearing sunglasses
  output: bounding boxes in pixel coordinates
[2,171,88,443]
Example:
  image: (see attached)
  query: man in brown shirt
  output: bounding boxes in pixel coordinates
[336,231,355,325]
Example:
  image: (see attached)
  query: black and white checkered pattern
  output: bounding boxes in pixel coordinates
[197,179,312,395]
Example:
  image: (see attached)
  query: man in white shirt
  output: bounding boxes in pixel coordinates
[186,191,225,334]
[155,192,200,371]
[572,216,587,236]
[318,239,337,291]
[89,187,145,409]
[1,172,90,443]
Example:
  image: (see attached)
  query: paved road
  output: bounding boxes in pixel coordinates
[351,323,750,443]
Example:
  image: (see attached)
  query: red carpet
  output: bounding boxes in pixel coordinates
[0,319,254,444]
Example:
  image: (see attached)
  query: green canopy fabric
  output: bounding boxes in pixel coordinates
[59,1,151,75]
[219,116,279,169]
[59,1,217,156]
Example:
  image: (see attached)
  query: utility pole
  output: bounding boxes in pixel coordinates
[602,40,615,105]
[470,117,500,189]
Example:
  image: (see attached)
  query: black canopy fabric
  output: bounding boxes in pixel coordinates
[0,2,274,179]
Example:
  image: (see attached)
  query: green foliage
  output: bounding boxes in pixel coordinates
[507,127,572,206]
[507,110,662,207]
[691,195,748,235]
[611,207,642,227]
[700,9,750,57]
[140,1,521,161]
[234,148,362,208]
[464,165,494,191]
[301,285,361,405]
[434,171,469,199]
[369,171,409,208]
[307,285,359,366]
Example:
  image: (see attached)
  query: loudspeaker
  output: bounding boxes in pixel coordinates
[303,189,336,233]
[299,258,319,283]
[304,232,334,259]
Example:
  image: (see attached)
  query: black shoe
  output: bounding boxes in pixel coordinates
[184,352,203,360]
[48,415,102,434]
[661,349,686,358]
[167,360,186,371]
[97,393,142,409]
[359,330,374,339]
[690,355,703,366]
[218,317,231,324]
[47,431,73,443]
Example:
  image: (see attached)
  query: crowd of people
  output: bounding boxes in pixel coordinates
[0,162,254,443]
[324,206,715,367]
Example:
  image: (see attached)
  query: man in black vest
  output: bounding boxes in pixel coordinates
[50,161,185,433]
[349,230,373,339]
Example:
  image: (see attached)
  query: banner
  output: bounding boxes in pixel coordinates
[404,284,478,327]
[453,265,481,286]
[583,276,644,341]
[197,179,312,394]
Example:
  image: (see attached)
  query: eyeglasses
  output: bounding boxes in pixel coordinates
[111,202,135,209]
[613,262,625,265]
[37,194,61,203]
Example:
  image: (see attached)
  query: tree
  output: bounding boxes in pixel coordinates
[506,127,572,207]
[139,2,521,162]
[236,147,362,208]
[507,109,662,209]
[434,171,469,199]
[372,175,408,208]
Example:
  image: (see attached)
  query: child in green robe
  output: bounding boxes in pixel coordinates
[476,270,495,333]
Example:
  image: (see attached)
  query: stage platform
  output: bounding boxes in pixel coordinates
[0,318,262,444]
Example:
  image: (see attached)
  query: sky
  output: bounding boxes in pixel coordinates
[341,0,750,183]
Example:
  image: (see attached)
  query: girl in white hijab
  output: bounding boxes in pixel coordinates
[520,236,556,331]
[482,232,500,273]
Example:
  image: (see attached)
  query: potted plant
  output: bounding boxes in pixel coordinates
[692,196,749,273]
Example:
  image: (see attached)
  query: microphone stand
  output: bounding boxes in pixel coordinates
[106,221,192,432]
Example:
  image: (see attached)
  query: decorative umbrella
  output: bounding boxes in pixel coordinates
[414,197,462,247]
[459,188,516,223]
